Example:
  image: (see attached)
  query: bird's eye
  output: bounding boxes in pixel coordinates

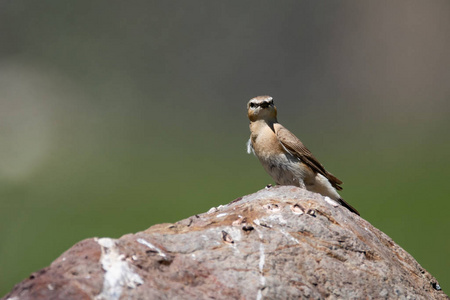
[250,102,256,108]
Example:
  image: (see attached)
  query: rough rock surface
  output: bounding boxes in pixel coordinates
[3,186,448,300]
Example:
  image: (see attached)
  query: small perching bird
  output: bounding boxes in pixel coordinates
[247,95,359,215]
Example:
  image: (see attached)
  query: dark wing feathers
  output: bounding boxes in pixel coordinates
[275,125,343,190]
[337,198,360,215]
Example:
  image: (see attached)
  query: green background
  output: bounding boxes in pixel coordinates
[1,1,449,296]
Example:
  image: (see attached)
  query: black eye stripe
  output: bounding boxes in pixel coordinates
[250,100,273,108]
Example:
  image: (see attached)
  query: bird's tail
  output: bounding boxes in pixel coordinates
[338,198,360,216]
[327,172,343,191]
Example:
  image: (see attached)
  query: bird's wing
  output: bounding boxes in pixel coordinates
[275,124,343,190]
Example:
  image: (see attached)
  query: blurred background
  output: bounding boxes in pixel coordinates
[1,0,449,296]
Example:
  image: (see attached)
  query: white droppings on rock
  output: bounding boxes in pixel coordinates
[254,226,266,300]
[95,238,143,300]
[257,290,262,300]
[216,213,228,218]
[279,229,300,244]
[137,238,167,259]
[207,207,218,214]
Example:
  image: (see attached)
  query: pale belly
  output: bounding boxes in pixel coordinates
[257,153,340,200]
[257,153,312,187]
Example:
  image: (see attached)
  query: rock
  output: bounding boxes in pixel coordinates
[2,186,448,299]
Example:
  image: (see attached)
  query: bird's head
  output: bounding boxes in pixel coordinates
[247,95,278,122]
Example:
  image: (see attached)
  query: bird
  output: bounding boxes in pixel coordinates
[246,95,359,215]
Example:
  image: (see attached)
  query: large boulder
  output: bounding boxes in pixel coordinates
[3,186,447,299]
